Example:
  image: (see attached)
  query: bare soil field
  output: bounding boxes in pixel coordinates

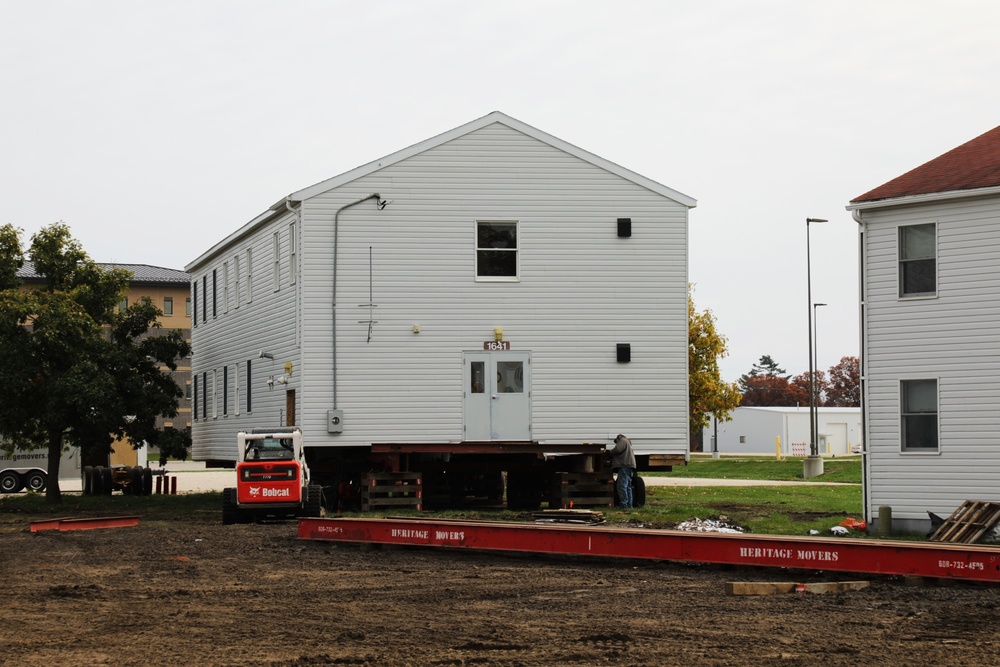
[2,509,1000,666]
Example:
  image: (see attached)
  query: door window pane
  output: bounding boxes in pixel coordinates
[497,361,524,393]
[470,361,485,393]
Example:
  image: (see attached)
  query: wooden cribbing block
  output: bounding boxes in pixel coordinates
[726,581,870,596]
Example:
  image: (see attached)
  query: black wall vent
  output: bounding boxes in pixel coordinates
[617,218,632,237]
[617,343,631,363]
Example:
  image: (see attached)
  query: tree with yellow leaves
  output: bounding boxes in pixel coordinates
[689,288,741,437]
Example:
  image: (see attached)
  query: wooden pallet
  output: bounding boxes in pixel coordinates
[550,472,613,509]
[362,472,423,511]
[929,500,1000,543]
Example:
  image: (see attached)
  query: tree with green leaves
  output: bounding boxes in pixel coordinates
[0,223,191,502]
[688,290,741,436]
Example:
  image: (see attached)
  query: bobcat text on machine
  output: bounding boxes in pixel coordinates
[222,427,323,524]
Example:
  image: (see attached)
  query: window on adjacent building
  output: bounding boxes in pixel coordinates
[119,297,128,311]
[899,223,936,297]
[186,297,192,317]
[901,379,938,451]
[476,220,518,279]
[163,297,173,316]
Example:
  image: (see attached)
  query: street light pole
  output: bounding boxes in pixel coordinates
[813,302,827,453]
[805,217,827,478]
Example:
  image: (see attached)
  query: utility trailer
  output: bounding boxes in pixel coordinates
[0,448,81,494]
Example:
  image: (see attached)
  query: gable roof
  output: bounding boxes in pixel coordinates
[288,111,697,207]
[17,261,188,285]
[851,124,1000,205]
[188,111,695,271]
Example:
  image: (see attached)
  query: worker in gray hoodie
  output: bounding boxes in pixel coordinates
[610,434,636,509]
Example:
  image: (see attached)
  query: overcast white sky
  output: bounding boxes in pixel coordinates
[3,1,999,381]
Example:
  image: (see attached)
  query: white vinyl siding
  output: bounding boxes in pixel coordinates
[188,118,690,462]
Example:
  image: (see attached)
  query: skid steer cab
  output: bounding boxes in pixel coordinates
[222,428,322,524]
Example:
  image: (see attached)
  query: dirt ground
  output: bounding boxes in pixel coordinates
[2,510,1000,667]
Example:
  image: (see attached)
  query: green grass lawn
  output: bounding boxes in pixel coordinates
[0,456,871,537]
[651,454,862,484]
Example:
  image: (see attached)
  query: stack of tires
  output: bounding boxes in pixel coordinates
[81,466,153,496]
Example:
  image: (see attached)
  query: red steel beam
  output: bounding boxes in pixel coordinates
[297,517,1000,583]
[29,516,141,532]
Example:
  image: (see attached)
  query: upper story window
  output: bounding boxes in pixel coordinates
[119,297,128,311]
[901,378,938,452]
[899,223,936,297]
[192,282,198,326]
[163,296,173,316]
[186,297,192,317]
[476,220,518,280]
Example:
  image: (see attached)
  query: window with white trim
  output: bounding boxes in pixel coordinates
[899,223,936,297]
[901,379,938,451]
[476,220,519,280]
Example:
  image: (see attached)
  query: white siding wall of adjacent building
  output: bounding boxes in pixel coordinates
[861,194,1000,528]
[189,120,690,460]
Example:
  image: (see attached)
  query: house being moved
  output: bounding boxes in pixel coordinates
[186,111,695,508]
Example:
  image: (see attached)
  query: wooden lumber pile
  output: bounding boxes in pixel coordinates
[929,500,1000,543]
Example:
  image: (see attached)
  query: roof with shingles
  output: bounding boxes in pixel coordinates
[852,124,1000,204]
[16,261,189,284]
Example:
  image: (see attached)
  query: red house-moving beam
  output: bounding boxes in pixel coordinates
[297,517,1000,583]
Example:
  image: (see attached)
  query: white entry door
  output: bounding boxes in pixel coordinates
[463,351,531,441]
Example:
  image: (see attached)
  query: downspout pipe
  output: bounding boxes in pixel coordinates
[851,207,870,523]
[332,193,381,410]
